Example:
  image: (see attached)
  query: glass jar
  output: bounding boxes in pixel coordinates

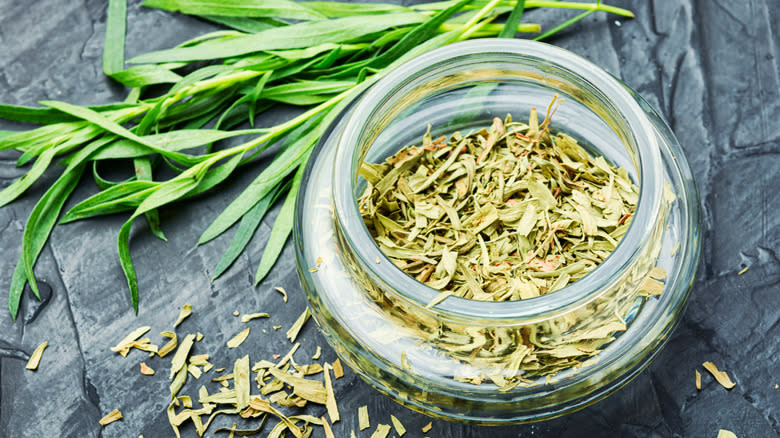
[293,39,701,424]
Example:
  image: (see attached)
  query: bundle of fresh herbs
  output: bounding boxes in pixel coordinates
[0,0,634,319]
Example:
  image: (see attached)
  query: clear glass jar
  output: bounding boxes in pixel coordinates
[293,39,701,424]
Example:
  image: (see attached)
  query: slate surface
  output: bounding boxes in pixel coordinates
[0,1,778,437]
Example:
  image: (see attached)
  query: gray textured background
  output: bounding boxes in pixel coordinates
[0,1,778,437]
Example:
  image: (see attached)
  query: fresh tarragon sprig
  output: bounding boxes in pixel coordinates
[0,0,633,318]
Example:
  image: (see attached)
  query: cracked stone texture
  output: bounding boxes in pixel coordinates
[1,0,778,437]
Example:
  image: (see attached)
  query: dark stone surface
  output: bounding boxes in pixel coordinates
[1,1,778,437]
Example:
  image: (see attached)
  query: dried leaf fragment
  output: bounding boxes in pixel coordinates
[422,421,432,433]
[358,406,370,430]
[737,266,749,275]
[227,328,250,349]
[99,409,122,426]
[111,326,151,357]
[174,304,192,328]
[140,362,155,375]
[718,430,738,438]
[695,369,701,390]
[332,358,344,379]
[25,341,48,370]
[323,363,340,423]
[702,361,736,389]
[286,308,311,342]
[234,355,250,410]
[274,287,288,303]
[170,334,195,379]
[322,417,336,438]
[158,331,178,357]
[390,415,406,436]
[370,424,392,438]
[241,312,270,323]
[312,346,322,360]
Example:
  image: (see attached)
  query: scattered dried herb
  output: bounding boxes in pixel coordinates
[241,312,270,323]
[703,361,736,389]
[158,331,178,357]
[312,346,322,360]
[422,421,433,433]
[358,103,638,304]
[111,326,152,357]
[140,362,155,375]
[358,406,370,430]
[275,287,289,303]
[226,328,250,349]
[286,308,311,342]
[737,266,749,275]
[323,363,340,423]
[695,369,701,390]
[371,424,392,438]
[25,341,48,370]
[332,358,344,379]
[718,430,738,438]
[390,414,406,436]
[322,416,336,438]
[98,409,123,426]
[174,304,193,328]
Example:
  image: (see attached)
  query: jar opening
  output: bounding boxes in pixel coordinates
[333,39,664,321]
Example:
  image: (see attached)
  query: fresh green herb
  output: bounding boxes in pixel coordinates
[1,0,634,318]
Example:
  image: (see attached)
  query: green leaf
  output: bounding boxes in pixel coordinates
[534,9,593,41]
[89,128,266,161]
[142,0,326,21]
[0,147,56,208]
[0,122,84,152]
[212,182,287,280]
[110,64,184,87]
[103,0,127,76]
[117,163,208,312]
[40,100,206,166]
[197,113,328,245]
[60,181,158,224]
[301,1,416,17]
[18,164,86,305]
[254,160,307,285]
[128,13,426,64]
[133,157,167,241]
[202,15,288,33]
[498,0,525,38]
[368,0,475,70]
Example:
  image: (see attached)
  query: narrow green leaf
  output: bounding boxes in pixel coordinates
[0,103,135,126]
[498,0,525,37]
[197,113,327,245]
[534,9,592,41]
[254,160,307,285]
[212,182,286,280]
[103,0,127,76]
[9,256,27,321]
[142,0,326,21]
[0,147,56,208]
[117,163,208,312]
[89,128,266,161]
[301,1,416,17]
[128,13,426,64]
[18,164,86,306]
[133,157,167,241]
[368,0,475,70]
[110,64,184,87]
[40,100,205,166]
[60,181,158,224]
[202,15,288,33]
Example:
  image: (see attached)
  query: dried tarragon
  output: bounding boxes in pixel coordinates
[346,100,673,388]
[358,101,638,305]
[25,341,48,371]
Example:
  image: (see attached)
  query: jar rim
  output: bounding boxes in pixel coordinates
[332,39,664,321]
